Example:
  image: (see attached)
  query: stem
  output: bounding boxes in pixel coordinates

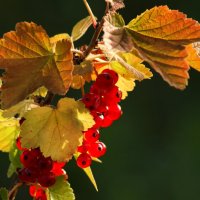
[82,2,109,60]
[83,0,97,28]
[8,182,23,200]
[80,77,85,97]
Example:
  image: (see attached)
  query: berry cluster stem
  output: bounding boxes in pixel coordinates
[8,182,23,200]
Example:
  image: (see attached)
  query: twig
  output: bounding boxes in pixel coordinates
[8,182,23,200]
[83,0,97,28]
[82,2,110,60]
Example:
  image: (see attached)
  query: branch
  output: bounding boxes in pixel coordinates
[82,2,110,59]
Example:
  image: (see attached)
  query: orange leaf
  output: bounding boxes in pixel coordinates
[0,23,74,109]
[126,6,200,89]
[186,43,200,72]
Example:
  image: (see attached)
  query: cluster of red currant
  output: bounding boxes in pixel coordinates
[16,138,66,200]
[77,69,122,168]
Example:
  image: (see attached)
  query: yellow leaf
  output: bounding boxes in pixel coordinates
[0,110,19,152]
[32,86,48,97]
[3,99,38,119]
[110,52,153,79]
[20,98,95,161]
[116,75,135,99]
[0,23,74,109]
[186,44,200,72]
[126,6,200,89]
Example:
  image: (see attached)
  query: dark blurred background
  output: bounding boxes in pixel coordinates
[0,0,200,200]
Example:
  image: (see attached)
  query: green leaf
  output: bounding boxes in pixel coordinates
[72,16,95,41]
[0,110,20,152]
[21,98,95,161]
[48,176,75,200]
[7,143,22,178]
[0,188,8,200]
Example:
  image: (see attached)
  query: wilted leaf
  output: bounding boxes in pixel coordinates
[126,6,200,89]
[21,98,95,161]
[0,188,8,200]
[48,176,75,200]
[103,13,133,52]
[105,0,125,10]
[186,43,200,72]
[3,99,37,118]
[0,110,19,152]
[72,16,95,41]
[0,23,74,109]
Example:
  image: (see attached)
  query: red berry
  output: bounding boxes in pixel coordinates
[76,153,92,168]
[81,93,100,110]
[102,69,118,84]
[38,172,56,187]
[103,86,122,104]
[95,72,115,90]
[77,144,88,153]
[91,111,104,128]
[88,142,107,158]
[18,167,37,183]
[51,162,66,176]
[107,104,122,121]
[101,116,113,128]
[38,156,53,172]
[84,128,100,143]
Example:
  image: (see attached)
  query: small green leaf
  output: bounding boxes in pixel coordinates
[48,176,75,200]
[72,16,95,41]
[7,143,22,177]
[0,188,8,200]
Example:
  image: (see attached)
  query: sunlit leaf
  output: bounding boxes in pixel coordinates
[116,75,135,99]
[126,6,200,89]
[21,98,95,161]
[0,23,73,109]
[72,16,95,41]
[48,176,75,200]
[32,86,48,97]
[3,99,37,118]
[0,110,19,152]
[186,43,200,72]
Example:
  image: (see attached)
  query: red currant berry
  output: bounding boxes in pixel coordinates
[29,185,45,198]
[101,116,113,128]
[107,104,122,121]
[81,93,100,110]
[88,141,107,158]
[77,144,88,153]
[18,167,37,183]
[38,172,56,187]
[103,86,122,104]
[38,156,53,172]
[76,153,92,168]
[84,128,100,143]
[95,72,115,90]
[90,111,104,129]
[51,161,66,176]
[102,69,118,84]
